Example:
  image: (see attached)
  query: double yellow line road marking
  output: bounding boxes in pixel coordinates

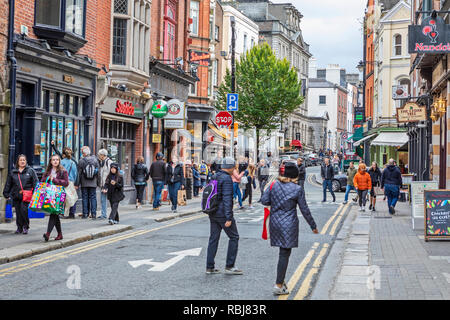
[0,214,205,278]
[279,202,350,300]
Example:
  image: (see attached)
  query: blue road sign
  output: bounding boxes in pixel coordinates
[226,93,239,111]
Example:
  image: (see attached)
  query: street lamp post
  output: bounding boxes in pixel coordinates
[328,129,331,153]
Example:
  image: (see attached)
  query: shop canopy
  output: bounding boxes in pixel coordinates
[290,140,302,148]
[370,132,408,147]
[353,133,377,147]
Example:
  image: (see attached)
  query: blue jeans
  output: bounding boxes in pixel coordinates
[100,192,107,218]
[206,217,239,269]
[233,182,243,207]
[344,185,355,202]
[322,180,335,201]
[384,184,400,208]
[168,182,181,210]
[153,181,165,208]
[81,187,97,217]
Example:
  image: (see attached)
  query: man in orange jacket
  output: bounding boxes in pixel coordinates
[353,163,372,212]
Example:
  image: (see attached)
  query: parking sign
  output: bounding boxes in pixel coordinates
[226,93,239,111]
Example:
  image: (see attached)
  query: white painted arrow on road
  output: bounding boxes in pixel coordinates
[128,247,202,272]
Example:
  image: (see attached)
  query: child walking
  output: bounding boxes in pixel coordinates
[102,163,125,225]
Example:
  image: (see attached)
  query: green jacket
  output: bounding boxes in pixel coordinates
[347,167,357,186]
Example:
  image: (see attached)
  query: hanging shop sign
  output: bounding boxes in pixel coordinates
[151,100,168,118]
[165,99,185,120]
[164,119,185,129]
[396,102,426,123]
[408,16,450,54]
[392,85,409,100]
[424,190,450,241]
[189,50,210,67]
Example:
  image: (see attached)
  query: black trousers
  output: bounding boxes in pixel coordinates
[242,183,253,204]
[14,201,30,231]
[135,185,146,203]
[47,214,62,235]
[109,201,120,222]
[276,247,292,285]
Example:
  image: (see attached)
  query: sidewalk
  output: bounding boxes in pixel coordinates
[0,196,203,265]
[312,199,450,300]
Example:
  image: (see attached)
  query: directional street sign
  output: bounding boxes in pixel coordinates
[128,247,202,272]
[226,93,239,111]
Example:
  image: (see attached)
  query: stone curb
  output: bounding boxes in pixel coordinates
[0,225,132,265]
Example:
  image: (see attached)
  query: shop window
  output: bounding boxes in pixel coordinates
[49,92,56,113]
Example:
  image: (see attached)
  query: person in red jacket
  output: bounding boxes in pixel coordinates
[353,163,372,212]
[41,154,69,242]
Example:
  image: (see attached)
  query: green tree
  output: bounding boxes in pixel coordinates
[216,43,304,157]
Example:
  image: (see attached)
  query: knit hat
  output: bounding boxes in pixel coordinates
[110,162,119,170]
[283,162,299,179]
[221,157,236,169]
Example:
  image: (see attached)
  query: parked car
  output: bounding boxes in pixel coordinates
[331,163,347,192]
[307,153,320,166]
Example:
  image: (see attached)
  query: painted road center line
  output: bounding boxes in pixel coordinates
[320,204,343,235]
[0,214,206,277]
[278,242,320,301]
[293,243,330,300]
[328,203,350,236]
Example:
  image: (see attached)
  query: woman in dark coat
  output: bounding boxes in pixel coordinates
[42,154,69,241]
[165,160,185,213]
[131,156,149,209]
[261,162,318,296]
[3,154,38,234]
[102,163,124,225]
[192,164,202,197]
[367,161,382,212]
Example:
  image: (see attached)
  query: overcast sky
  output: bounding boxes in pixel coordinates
[271,0,366,75]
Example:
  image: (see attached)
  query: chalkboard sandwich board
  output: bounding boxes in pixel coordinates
[424,190,450,241]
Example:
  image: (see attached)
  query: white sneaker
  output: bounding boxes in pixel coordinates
[362,206,366,212]
[225,267,243,275]
[273,283,289,295]
[248,205,255,209]
[359,207,363,211]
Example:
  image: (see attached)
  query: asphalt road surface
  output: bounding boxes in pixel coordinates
[0,166,350,300]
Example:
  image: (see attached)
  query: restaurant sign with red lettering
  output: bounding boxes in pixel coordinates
[189,50,210,67]
[409,16,450,54]
[115,100,135,116]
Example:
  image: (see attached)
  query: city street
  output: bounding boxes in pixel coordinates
[0,167,349,300]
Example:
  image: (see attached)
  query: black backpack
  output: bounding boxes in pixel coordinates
[201,178,219,215]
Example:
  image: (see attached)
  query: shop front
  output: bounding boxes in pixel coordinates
[13,37,98,173]
[99,90,144,202]
[369,129,409,168]
[148,60,196,162]
[186,103,215,165]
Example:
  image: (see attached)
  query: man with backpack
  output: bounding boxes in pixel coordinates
[76,146,99,219]
[203,157,243,275]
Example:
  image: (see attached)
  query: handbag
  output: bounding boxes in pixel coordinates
[18,173,33,203]
[240,176,248,188]
[29,177,66,215]
[177,189,187,206]
[262,181,276,240]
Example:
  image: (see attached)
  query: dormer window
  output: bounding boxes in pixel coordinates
[34,0,87,52]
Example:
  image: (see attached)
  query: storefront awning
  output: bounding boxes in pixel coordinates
[290,140,302,147]
[370,132,409,147]
[353,133,377,147]
[208,123,229,141]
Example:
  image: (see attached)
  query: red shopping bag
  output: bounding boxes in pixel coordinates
[162,188,169,202]
[262,181,276,240]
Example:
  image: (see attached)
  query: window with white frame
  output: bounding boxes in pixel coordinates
[189,83,197,96]
[112,0,151,73]
[251,37,255,48]
[190,1,199,36]
[394,34,402,56]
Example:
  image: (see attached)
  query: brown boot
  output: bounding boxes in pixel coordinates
[55,233,63,241]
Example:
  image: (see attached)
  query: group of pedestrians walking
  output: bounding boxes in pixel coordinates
[342,158,402,213]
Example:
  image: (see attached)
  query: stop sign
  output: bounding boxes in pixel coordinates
[215,111,233,127]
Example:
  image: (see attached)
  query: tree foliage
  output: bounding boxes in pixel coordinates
[216,43,304,135]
